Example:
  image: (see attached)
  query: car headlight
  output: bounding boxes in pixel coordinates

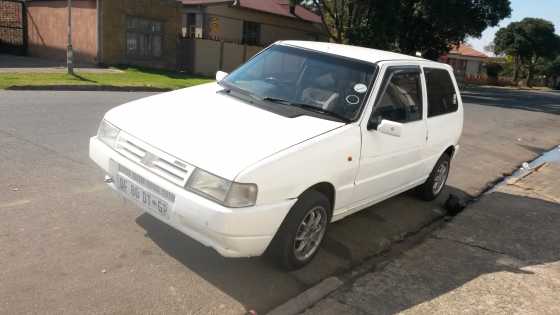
[97,119,121,148]
[186,168,258,208]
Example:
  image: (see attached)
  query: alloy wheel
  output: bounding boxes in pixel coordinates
[432,160,449,195]
[293,206,328,261]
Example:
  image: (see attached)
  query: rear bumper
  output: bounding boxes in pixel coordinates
[89,136,295,257]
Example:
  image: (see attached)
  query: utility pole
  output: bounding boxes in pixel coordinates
[67,0,74,75]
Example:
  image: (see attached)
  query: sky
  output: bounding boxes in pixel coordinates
[468,0,560,54]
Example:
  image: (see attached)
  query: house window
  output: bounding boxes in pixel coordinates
[126,16,163,58]
[242,21,260,45]
[185,13,197,37]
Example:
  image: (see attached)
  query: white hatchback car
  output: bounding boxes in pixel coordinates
[90,41,463,270]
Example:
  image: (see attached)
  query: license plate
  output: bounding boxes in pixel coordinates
[116,175,171,219]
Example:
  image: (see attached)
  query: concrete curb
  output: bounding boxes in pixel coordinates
[266,277,344,315]
[5,85,171,92]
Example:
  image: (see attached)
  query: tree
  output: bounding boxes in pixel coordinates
[494,18,560,86]
[486,62,503,80]
[295,0,511,60]
[543,56,560,89]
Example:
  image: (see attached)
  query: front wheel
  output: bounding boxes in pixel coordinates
[266,190,330,270]
[417,153,451,201]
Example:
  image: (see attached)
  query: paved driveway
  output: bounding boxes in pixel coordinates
[0,87,559,314]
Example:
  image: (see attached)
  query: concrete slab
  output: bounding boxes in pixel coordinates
[306,237,560,315]
[301,298,361,315]
[304,159,560,315]
[499,162,560,203]
[436,191,560,263]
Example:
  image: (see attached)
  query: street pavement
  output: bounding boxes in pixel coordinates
[303,158,560,315]
[0,87,559,314]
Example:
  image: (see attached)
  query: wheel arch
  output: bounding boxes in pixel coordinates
[444,145,456,159]
[298,182,335,218]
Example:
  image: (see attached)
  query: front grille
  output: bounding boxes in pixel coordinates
[115,133,194,187]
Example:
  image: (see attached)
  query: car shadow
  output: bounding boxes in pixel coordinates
[332,191,560,314]
[135,185,468,313]
[461,86,560,115]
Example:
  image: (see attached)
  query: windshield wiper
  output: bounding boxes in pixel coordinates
[219,81,260,101]
[262,97,350,123]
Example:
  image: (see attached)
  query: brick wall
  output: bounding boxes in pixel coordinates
[26,0,97,63]
[0,0,25,55]
[100,0,180,69]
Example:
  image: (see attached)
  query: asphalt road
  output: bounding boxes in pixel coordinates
[1,87,559,314]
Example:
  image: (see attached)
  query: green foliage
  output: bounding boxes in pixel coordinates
[494,18,560,86]
[543,56,560,77]
[543,56,560,89]
[486,63,503,79]
[494,18,560,61]
[306,0,511,60]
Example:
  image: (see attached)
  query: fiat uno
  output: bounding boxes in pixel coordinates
[90,41,463,270]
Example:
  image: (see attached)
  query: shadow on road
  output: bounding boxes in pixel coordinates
[327,191,560,314]
[136,185,469,313]
[462,86,560,115]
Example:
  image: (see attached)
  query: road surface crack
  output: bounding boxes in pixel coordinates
[0,128,91,167]
[431,234,511,257]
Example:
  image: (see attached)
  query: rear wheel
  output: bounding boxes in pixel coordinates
[266,190,330,270]
[417,153,451,201]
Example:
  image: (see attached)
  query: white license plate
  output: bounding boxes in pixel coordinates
[116,175,171,219]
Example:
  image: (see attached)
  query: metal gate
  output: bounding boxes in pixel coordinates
[0,0,26,55]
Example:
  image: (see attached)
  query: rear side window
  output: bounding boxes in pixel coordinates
[425,68,457,117]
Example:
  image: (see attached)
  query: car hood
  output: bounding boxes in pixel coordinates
[104,83,344,180]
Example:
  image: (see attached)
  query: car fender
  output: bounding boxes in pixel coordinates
[235,124,362,211]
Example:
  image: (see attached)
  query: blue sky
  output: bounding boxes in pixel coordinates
[468,0,560,54]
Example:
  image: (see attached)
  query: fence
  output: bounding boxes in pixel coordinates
[177,38,263,77]
[0,0,26,55]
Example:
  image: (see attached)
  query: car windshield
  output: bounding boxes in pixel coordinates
[221,44,378,122]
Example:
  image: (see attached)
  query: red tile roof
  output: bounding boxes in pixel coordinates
[449,44,488,58]
[181,0,322,24]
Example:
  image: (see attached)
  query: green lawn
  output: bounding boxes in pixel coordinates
[0,67,213,90]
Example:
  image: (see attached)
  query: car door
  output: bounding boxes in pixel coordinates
[422,66,463,175]
[353,64,428,205]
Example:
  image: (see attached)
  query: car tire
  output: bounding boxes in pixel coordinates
[417,153,451,201]
[266,190,331,271]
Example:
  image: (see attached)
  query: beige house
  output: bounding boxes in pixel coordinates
[177,0,326,76]
[439,44,488,83]
[180,0,326,45]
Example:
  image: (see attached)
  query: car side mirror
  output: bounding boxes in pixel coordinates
[216,71,228,82]
[367,115,383,130]
[376,119,403,137]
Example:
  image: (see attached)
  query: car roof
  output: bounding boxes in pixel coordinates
[278,41,447,67]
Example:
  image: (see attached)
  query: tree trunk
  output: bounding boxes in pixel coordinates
[526,57,535,88]
[513,56,520,85]
[526,67,533,87]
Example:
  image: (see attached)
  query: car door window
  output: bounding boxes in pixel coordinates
[425,68,458,117]
[372,67,423,123]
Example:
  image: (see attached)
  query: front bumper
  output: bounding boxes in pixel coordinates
[89,136,295,257]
